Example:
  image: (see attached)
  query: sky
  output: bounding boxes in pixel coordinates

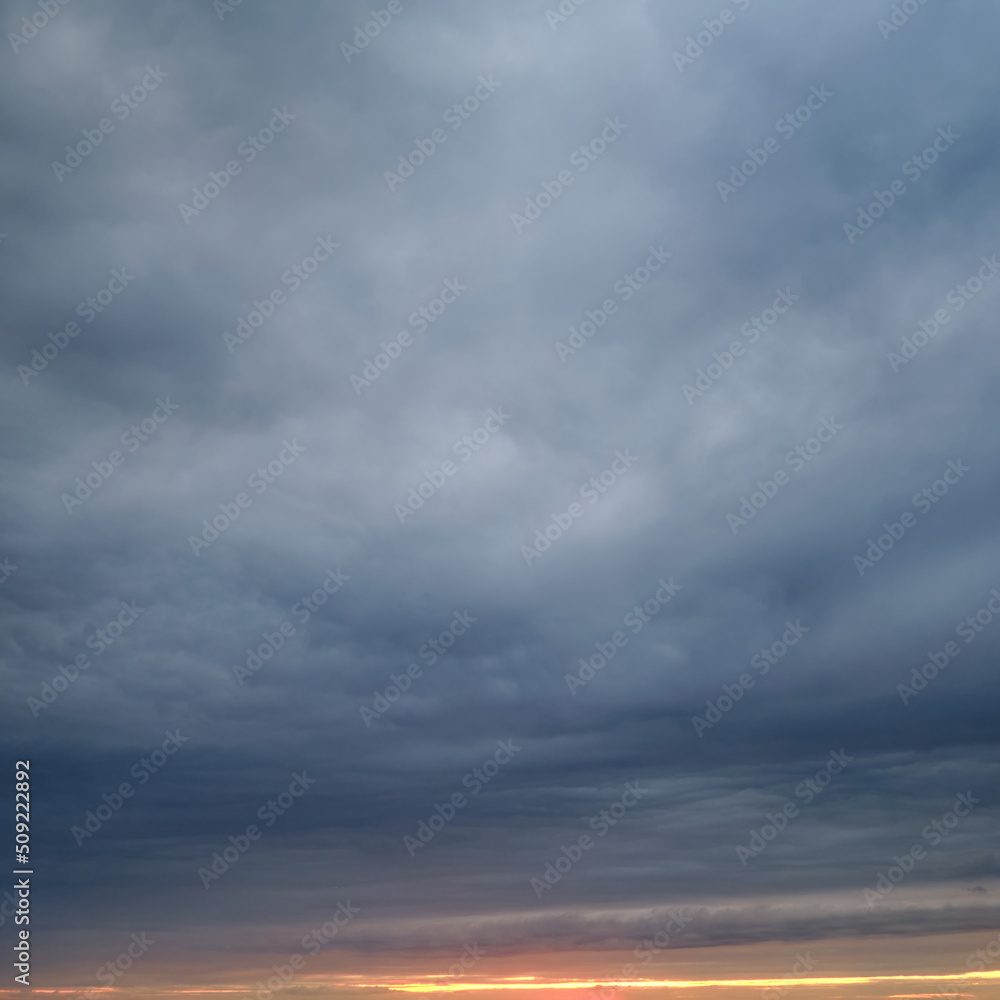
[1,1,999,998]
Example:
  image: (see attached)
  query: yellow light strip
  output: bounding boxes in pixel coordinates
[7,969,999,998]
[378,969,1000,992]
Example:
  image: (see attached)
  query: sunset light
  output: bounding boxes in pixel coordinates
[4,1,998,998]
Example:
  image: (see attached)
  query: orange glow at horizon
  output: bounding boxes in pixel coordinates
[5,969,1000,999]
[368,969,1000,992]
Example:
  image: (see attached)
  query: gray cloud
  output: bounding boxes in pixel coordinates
[2,0,999,989]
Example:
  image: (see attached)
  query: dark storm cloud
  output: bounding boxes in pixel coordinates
[2,0,999,985]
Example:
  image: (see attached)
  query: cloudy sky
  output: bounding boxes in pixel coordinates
[2,1,1000,998]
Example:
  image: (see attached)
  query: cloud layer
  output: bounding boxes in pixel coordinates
[1,0,999,989]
